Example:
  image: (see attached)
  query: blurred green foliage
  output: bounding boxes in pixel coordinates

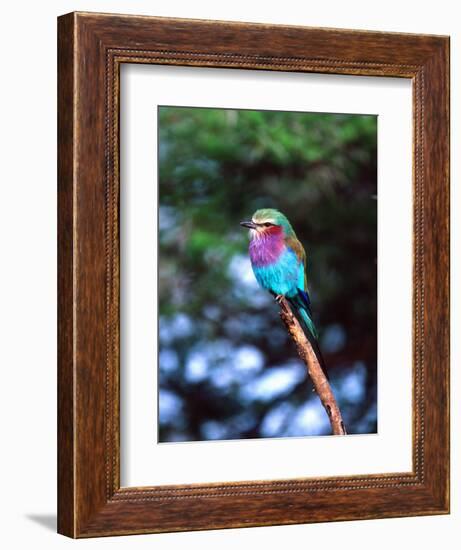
[158,106,377,442]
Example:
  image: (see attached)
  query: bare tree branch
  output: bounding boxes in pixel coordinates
[278,297,347,436]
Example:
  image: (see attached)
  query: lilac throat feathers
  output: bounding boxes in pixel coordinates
[249,231,285,267]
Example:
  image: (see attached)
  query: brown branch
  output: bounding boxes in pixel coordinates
[278,297,347,436]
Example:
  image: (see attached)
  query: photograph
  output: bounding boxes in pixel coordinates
[157,105,378,442]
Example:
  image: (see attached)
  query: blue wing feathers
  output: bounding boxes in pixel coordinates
[298,288,311,309]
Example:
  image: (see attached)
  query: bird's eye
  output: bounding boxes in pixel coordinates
[263,222,273,227]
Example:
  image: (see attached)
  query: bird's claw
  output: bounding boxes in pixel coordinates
[274,294,284,304]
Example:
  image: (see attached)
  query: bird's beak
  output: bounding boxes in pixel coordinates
[240,220,257,229]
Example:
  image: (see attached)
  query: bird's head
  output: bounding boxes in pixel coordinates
[240,208,294,239]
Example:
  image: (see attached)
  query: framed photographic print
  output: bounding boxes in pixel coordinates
[58,12,450,537]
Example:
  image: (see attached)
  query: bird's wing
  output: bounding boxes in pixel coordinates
[286,235,308,290]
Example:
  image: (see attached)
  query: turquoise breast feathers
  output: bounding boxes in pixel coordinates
[252,247,304,298]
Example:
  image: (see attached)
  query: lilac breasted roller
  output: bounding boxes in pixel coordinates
[240,208,328,378]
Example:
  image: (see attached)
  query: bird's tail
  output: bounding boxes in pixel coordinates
[288,292,329,381]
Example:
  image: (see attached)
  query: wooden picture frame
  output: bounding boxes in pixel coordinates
[57,11,450,538]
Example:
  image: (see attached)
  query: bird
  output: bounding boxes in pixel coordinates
[240,208,328,379]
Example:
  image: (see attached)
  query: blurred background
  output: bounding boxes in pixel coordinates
[158,106,377,442]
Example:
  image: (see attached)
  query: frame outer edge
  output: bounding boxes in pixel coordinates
[57,12,77,538]
[422,38,450,512]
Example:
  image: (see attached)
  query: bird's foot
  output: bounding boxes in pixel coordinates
[274,294,284,304]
